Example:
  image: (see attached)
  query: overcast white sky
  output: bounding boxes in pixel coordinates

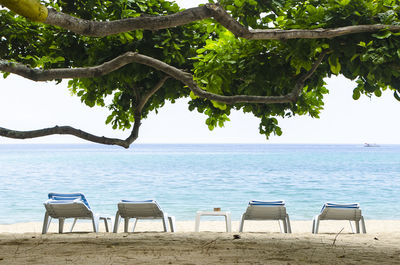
[0,0,399,145]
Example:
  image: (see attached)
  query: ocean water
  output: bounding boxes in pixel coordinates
[0,144,399,224]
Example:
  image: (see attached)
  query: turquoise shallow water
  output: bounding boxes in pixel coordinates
[0,144,399,224]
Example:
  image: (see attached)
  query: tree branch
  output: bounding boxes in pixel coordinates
[137,76,170,112]
[45,6,213,37]
[0,126,132,148]
[0,51,325,104]
[0,75,172,148]
[247,25,400,40]
[125,76,171,145]
[291,50,328,101]
[41,4,400,39]
[0,52,141,81]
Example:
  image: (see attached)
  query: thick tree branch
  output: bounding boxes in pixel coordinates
[0,126,132,148]
[0,53,141,81]
[45,6,213,37]
[0,76,171,148]
[248,25,400,40]
[42,4,400,39]
[1,1,399,39]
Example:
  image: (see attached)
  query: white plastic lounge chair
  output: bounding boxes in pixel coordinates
[239,200,292,233]
[42,193,112,234]
[113,200,176,233]
[312,202,366,234]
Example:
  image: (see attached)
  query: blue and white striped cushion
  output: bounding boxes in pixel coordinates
[121,200,155,203]
[249,200,285,206]
[321,202,359,212]
[48,193,90,209]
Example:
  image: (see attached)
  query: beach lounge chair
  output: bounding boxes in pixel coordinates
[312,202,366,234]
[113,200,176,233]
[239,200,292,233]
[42,193,112,234]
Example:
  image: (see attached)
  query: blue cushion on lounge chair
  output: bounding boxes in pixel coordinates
[48,193,90,209]
[249,200,285,206]
[321,203,359,212]
[121,200,155,203]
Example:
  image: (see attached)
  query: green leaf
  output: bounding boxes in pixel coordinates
[372,31,392,39]
[105,115,113,124]
[353,90,361,100]
[135,30,143,40]
[211,100,227,110]
[350,54,359,62]
[321,44,330,49]
[275,127,282,136]
[337,0,350,6]
[234,0,244,8]
[189,91,198,100]
[328,55,341,75]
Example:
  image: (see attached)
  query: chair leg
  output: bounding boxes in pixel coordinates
[42,212,50,234]
[239,215,245,232]
[314,216,320,234]
[70,218,78,232]
[361,216,367,233]
[113,211,120,233]
[286,214,292,233]
[195,213,201,232]
[162,215,170,232]
[281,220,287,233]
[355,220,360,234]
[278,220,285,233]
[101,217,110,232]
[225,212,232,232]
[108,218,113,232]
[349,220,355,233]
[92,216,99,233]
[168,216,176,232]
[58,218,65,234]
[124,218,129,232]
[132,218,138,232]
[312,217,315,233]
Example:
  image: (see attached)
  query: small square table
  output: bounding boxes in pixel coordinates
[195,211,232,232]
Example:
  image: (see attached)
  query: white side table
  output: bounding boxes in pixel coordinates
[195,211,232,232]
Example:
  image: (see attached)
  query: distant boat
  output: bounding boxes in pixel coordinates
[364,143,380,147]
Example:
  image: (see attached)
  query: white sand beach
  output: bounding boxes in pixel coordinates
[0,220,399,264]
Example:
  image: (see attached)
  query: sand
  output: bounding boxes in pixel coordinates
[0,220,399,264]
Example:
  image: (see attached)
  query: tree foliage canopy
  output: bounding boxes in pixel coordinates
[0,0,399,147]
